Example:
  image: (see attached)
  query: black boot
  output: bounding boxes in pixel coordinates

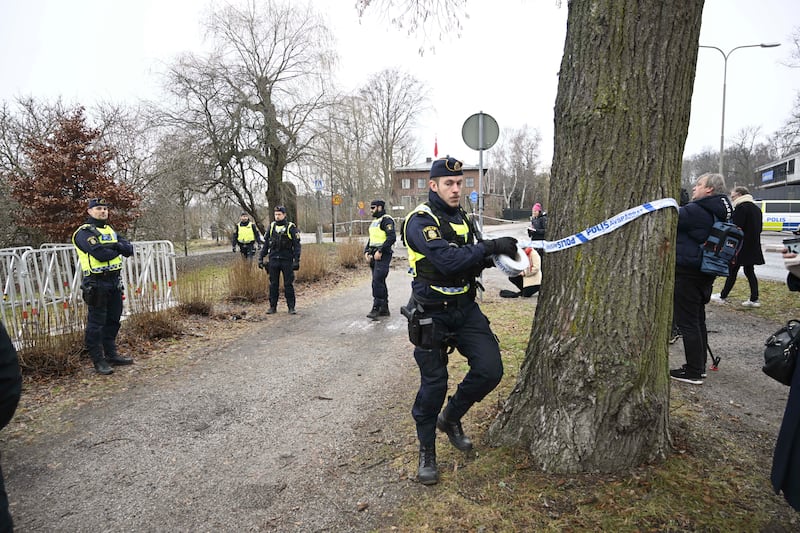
[89,347,113,375]
[378,305,391,317]
[417,445,439,485]
[267,307,277,315]
[366,306,380,320]
[437,406,473,452]
[105,350,133,365]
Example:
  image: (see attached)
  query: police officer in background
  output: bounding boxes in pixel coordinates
[231,211,263,260]
[72,198,135,375]
[0,321,22,531]
[364,199,396,319]
[259,206,301,315]
[401,156,518,485]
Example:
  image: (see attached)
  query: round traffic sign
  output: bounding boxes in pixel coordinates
[332,194,343,206]
[469,191,479,203]
[462,112,499,150]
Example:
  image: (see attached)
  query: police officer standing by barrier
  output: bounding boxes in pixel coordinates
[401,157,518,485]
[364,199,396,320]
[232,211,263,260]
[259,206,301,315]
[72,199,134,375]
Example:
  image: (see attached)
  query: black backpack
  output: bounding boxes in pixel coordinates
[699,216,743,277]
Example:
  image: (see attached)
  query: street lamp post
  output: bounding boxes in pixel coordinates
[699,42,780,176]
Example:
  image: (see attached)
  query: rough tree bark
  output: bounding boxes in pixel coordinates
[488,0,704,473]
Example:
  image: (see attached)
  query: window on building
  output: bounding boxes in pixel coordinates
[466,177,474,187]
[401,178,411,189]
[417,178,426,189]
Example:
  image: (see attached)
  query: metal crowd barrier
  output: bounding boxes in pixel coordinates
[0,241,177,346]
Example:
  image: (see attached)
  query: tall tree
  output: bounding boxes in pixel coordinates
[362,0,704,473]
[162,0,336,228]
[488,1,703,472]
[360,69,427,199]
[8,107,139,243]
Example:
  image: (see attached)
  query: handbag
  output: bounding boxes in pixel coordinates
[763,319,800,386]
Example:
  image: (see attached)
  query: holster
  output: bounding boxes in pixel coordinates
[401,303,435,349]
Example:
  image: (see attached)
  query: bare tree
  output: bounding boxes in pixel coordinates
[161,0,336,229]
[360,69,428,199]
[490,125,542,209]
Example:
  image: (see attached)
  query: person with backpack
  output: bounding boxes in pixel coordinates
[711,186,764,307]
[259,206,301,315]
[670,173,733,385]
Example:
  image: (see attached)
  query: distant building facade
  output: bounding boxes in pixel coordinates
[754,151,800,199]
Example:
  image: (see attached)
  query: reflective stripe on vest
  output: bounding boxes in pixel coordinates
[403,203,471,296]
[236,223,256,243]
[71,224,123,276]
[368,215,391,247]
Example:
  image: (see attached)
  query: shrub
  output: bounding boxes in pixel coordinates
[296,244,329,282]
[337,237,366,269]
[122,308,183,341]
[177,269,217,315]
[227,257,268,303]
[16,324,84,376]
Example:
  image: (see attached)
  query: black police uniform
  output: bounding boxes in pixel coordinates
[259,218,301,313]
[365,201,396,318]
[72,214,134,374]
[0,321,22,532]
[403,190,504,451]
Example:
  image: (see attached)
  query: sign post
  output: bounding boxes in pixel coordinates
[461,112,499,230]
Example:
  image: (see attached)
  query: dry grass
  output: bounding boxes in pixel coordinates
[296,243,330,281]
[383,284,800,532]
[226,257,268,303]
[336,237,366,269]
[121,308,184,341]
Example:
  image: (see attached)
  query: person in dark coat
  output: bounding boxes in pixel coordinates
[0,321,22,531]
[771,246,800,512]
[711,186,765,307]
[527,203,547,240]
[670,173,733,385]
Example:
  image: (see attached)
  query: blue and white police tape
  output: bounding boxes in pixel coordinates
[519,198,679,254]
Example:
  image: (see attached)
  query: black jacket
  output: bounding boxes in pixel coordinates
[676,194,732,271]
[731,199,764,266]
[0,322,22,432]
[772,361,800,511]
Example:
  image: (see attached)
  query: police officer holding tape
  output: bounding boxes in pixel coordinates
[72,198,135,375]
[364,199,396,319]
[401,156,518,485]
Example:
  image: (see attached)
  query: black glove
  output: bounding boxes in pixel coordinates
[483,237,518,257]
[292,260,300,271]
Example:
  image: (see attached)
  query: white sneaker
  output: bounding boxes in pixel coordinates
[710,293,726,304]
[742,300,761,308]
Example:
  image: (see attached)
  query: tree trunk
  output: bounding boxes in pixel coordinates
[488,0,704,473]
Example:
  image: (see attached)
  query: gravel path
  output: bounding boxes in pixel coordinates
[5,265,419,532]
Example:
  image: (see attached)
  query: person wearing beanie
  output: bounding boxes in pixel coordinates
[71,198,135,375]
[259,205,301,314]
[364,199,396,319]
[400,156,518,485]
[231,211,263,260]
[527,202,547,240]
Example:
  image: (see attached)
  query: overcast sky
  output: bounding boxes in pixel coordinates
[0,0,797,169]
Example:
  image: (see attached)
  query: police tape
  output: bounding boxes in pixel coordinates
[520,198,679,254]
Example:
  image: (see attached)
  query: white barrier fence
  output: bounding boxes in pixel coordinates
[1,241,178,346]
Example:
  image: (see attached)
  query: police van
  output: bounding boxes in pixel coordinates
[755,200,800,234]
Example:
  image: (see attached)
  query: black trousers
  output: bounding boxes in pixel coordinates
[673,268,715,376]
[370,253,391,307]
[719,263,759,302]
[84,278,124,361]
[411,300,503,447]
[268,258,295,309]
